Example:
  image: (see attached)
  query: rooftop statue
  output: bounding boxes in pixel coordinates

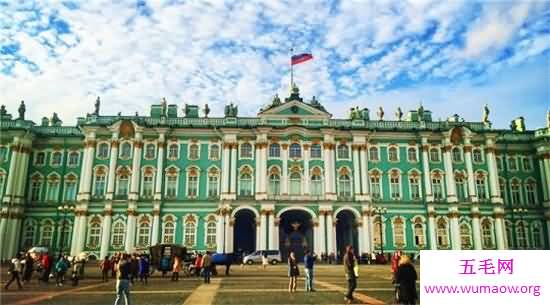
[511,116,525,132]
[0,105,6,116]
[93,96,100,115]
[160,97,168,117]
[546,111,550,128]
[395,107,403,121]
[272,94,281,106]
[51,112,61,126]
[418,103,424,121]
[482,104,490,124]
[135,111,139,116]
[224,102,238,117]
[377,106,384,121]
[18,100,25,120]
[204,104,210,118]
[348,107,360,120]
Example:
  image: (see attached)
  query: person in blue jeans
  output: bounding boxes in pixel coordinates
[304,249,317,292]
[114,253,131,305]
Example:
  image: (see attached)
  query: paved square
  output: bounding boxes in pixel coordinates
[1,263,420,304]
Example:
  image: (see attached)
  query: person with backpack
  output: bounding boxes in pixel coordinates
[303,249,317,292]
[138,254,150,284]
[343,245,358,304]
[5,253,23,290]
[114,253,132,305]
[54,255,69,287]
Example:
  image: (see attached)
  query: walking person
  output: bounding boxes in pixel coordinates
[394,255,418,305]
[171,255,181,282]
[4,253,23,290]
[343,245,358,304]
[114,253,131,305]
[202,251,212,284]
[391,250,402,281]
[100,256,111,282]
[22,253,34,284]
[138,255,150,284]
[303,249,316,292]
[111,254,119,279]
[40,253,52,284]
[287,252,299,293]
[54,255,69,287]
[194,253,203,277]
[129,254,139,284]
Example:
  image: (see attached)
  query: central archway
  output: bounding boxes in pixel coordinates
[336,210,359,257]
[278,209,314,261]
[233,209,257,254]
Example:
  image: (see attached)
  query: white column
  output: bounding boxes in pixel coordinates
[362,211,371,254]
[318,212,326,254]
[221,144,231,198]
[358,221,364,255]
[303,145,310,195]
[255,143,261,198]
[464,144,478,202]
[471,208,482,250]
[427,208,437,250]
[259,211,267,250]
[352,145,361,198]
[485,139,502,203]
[3,143,19,199]
[326,211,335,255]
[267,212,274,250]
[100,209,112,259]
[216,214,224,253]
[261,144,268,195]
[443,143,457,202]
[448,207,461,250]
[0,216,7,259]
[494,207,506,250]
[106,136,119,199]
[130,133,143,199]
[360,145,370,199]
[255,220,261,251]
[226,217,234,253]
[70,213,80,255]
[271,217,279,251]
[281,144,289,195]
[74,212,88,255]
[323,143,336,200]
[125,209,137,253]
[154,135,165,199]
[421,142,433,202]
[151,210,160,246]
[314,220,321,254]
[538,159,548,201]
[543,158,550,200]
[230,144,237,197]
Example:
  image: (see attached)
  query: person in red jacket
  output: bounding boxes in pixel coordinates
[391,250,402,280]
[100,256,111,282]
[194,254,203,277]
[40,253,52,283]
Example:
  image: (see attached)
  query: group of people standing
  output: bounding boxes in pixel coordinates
[101,253,150,284]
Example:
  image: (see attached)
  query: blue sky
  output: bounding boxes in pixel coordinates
[0,0,548,129]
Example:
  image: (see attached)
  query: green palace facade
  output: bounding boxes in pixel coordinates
[1,86,550,260]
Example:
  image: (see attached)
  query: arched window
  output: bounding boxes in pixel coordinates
[338,168,351,198]
[522,157,532,171]
[238,166,253,196]
[120,142,132,159]
[184,215,197,247]
[432,171,444,201]
[516,222,527,249]
[207,168,219,198]
[209,144,220,160]
[525,180,536,205]
[165,167,179,198]
[240,143,253,158]
[97,143,110,159]
[142,167,154,198]
[111,222,125,247]
[475,172,487,200]
[68,151,79,166]
[452,147,462,162]
[472,149,483,163]
[481,219,494,248]
[369,146,379,161]
[460,223,472,249]
[137,217,150,247]
[389,170,400,200]
[51,151,62,166]
[337,144,349,159]
[496,156,503,170]
[388,146,398,162]
[30,173,44,201]
[188,143,199,160]
[408,171,421,200]
[269,143,280,158]
[187,167,199,197]
[505,222,514,249]
[145,143,155,159]
[289,143,301,158]
[268,167,281,196]
[87,217,101,248]
[455,173,466,201]
[310,167,323,196]
[393,217,405,247]
[205,215,217,249]
[35,151,46,165]
[163,216,175,244]
[46,174,60,201]
[168,143,179,159]
[510,179,522,205]
[22,220,36,248]
[116,167,130,197]
[373,216,383,248]
[413,218,425,247]
[436,218,449,248]
[40,220,54,246]
[310,144,321,158]
[430,148,440,162]
[289,170,302,195]
[407,148,417,162]
[370,171,381,199]
[532,224,543,249]
[507,156,517,171]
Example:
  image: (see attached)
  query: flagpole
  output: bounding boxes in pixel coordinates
[290,47,294,88]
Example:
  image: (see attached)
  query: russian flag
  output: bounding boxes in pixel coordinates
[291,53,313,65]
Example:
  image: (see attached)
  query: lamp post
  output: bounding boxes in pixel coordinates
[512,207,528,249]
[57,204,75,255]
[373,206,388,254]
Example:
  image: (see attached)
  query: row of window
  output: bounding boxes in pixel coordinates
[32,151,80,167]
[496,155,534,172]
[96,142,221,161]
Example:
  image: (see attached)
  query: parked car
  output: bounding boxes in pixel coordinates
[243,250,282,265]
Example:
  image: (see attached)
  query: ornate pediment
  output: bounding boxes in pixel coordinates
[258,85,331,119]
